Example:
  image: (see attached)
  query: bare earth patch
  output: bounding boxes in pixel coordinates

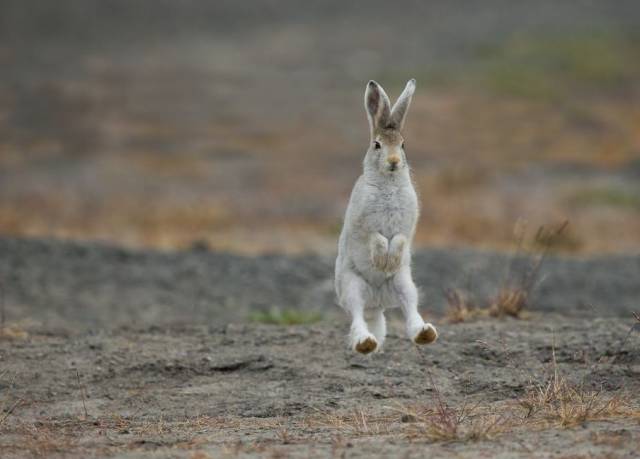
[1,317,639,458]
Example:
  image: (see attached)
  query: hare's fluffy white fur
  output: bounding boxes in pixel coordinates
[335,79,438,354]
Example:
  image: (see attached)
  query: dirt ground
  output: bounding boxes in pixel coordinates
[1,237,639,458]
[1,315,639,458]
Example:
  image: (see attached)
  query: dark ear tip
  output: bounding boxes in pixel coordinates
[368,80,378,88]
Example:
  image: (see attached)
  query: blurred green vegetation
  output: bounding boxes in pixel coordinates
[569,187,640,210]
[249,307,323,325]
[478,31,640,99]
[384,30,640,100]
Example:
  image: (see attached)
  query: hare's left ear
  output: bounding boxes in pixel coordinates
[389,79,416,131]
[365,80,391,134]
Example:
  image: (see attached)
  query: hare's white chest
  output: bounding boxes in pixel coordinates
[362,184,417,239]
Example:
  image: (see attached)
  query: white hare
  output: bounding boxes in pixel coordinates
[335,79,438,354]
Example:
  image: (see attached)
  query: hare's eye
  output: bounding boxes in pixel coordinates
[402,141,405,149]
[374,141,381,150]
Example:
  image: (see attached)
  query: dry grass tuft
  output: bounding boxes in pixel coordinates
[414,373,509,442]
[401,400,509,443]
[7,421,79,457]
[488,288,529,318]
[400,372,511,442]
[518,373,633,428]
[445,220,569,322]
[305,409,394,437]
[489,221,568,318]
[517,349,636,428]
[0,324,28,340]
[443,288,485,323]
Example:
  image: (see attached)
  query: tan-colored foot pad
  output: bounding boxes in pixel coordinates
[355,337,378,354]
[414,326,438,345]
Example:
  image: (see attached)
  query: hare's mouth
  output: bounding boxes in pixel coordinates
[388,164,398,172]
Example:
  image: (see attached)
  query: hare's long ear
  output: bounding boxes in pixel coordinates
[389,79,416,131]
[365,80,391,134]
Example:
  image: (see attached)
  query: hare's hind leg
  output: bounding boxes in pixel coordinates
[369,308,386,350]
[341,270,377,354]
[392,268,438,345]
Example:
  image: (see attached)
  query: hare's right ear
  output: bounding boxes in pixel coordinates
[389,79,416,131]
[364,80,391,134]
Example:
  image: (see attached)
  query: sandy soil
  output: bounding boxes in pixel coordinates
[1,237,639,458]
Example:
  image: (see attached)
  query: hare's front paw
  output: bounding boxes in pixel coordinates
[369,233,389,271]
[411,323,438,345]
[386,234,407,272]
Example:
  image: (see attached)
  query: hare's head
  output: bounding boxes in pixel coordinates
[363,79,416,176]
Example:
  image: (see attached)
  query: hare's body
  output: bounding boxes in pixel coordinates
[336,174,417,292]
[335,79,438,354]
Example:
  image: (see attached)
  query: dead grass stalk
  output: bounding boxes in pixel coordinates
[75,369,89,420]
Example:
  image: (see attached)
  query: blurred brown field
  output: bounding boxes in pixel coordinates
[1,1,639,254]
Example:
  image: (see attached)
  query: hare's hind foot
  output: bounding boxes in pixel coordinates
[355,336,378,354]
[412,323,438,345]
[350,327,378,354]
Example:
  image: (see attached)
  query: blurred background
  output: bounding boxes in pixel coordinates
[1,0,639,255]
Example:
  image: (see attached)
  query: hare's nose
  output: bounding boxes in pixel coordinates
[388,155,400,166]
